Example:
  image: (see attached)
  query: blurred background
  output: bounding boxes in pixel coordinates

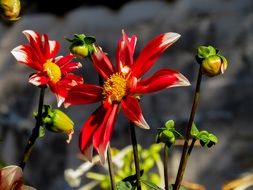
[1,0,253,189]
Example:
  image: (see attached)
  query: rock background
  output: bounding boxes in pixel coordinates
[1,0,253,189]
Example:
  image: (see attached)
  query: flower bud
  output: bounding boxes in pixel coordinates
[156,130,175,147]
[0,0,21,21]
[42,105,74,143]
[65,34,96,58]
[196,45,228,77]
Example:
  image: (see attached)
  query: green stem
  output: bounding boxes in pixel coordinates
[173,67,202,190]
[164,144,169,190]
[19,86,46,170]
[129,122,142,190]
[107,145,116,190]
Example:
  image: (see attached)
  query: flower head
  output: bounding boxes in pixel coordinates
[11,30,83,106]
[65,31,190,163]
[0,165,36,190]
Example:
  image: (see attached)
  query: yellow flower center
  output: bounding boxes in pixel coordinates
[103,73,128,102]
[43,60,62,83]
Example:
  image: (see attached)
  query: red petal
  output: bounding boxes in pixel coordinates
[121,96,150,129]
[79,105,107,162]
[91,47,115,79]
[131,33,180,78]
[29,72,49,86]
[93,103,118,164]
[64,84,103,107]
[116,31,137,72]
[132,69,190,94]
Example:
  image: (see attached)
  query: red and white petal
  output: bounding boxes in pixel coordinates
[11,45,42,70]
[91,47,115,79]
[48,40,60,58]
[0,165,22,189]
[79,104,110,162]
[93,103,118,164]
[29,72,49,86]
[61,73,84,87]
[116,30,137,72]
[64,84,103,107]
[55,54,75,67]
[48,82,68,107]
[60,62,82,75]
[23,30,40,43]
[131,33,181,78]
[132,69,190,94]
[121,96,150,129]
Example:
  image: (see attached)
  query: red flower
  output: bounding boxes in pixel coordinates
[65,31,190,163]
[11,30,83,106]
[0,165,36,190]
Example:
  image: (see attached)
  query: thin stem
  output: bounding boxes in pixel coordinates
[164,144,169,190]
[19,86,46,170]
[129,122,142,190]
[107,145,116,190]
[173,67,202,190]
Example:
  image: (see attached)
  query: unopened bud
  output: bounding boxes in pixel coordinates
[65,34,96,58]
[0,0,21,21]
[42,105,74,143]
[196,45,228,77]
[156,130,175,147]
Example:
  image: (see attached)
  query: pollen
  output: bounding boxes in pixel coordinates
[103,73,128,102]
[43,60,62,83]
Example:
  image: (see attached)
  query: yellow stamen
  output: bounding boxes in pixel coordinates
[103,73,128,102]
[43,60,62,83]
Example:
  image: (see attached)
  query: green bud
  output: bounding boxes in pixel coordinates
[156,130,175,147]
[42,105,74,143]
[201,55,228,77]
[0,0,21,21]
[196,45,228,77]
[65,34,96,58]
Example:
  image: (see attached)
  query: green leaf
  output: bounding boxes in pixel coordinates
[141,179,163,190]
[190,122,199,138]
[116,181,133,190]
[39,126,45,138]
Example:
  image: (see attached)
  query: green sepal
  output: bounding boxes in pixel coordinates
[197,46,217,59]
[140,179,163,190]
[39,126,46,138]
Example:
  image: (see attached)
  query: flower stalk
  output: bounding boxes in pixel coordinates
[164,144,169,190]
[106,145,116,190]
[173,67,202,190]
[129,121,142,190]
[19,85,46,170]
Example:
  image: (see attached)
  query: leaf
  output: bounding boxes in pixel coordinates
[116,181,133,190]
[39,126,46,138]
[141,179,163,190]
[190,122,199,138]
